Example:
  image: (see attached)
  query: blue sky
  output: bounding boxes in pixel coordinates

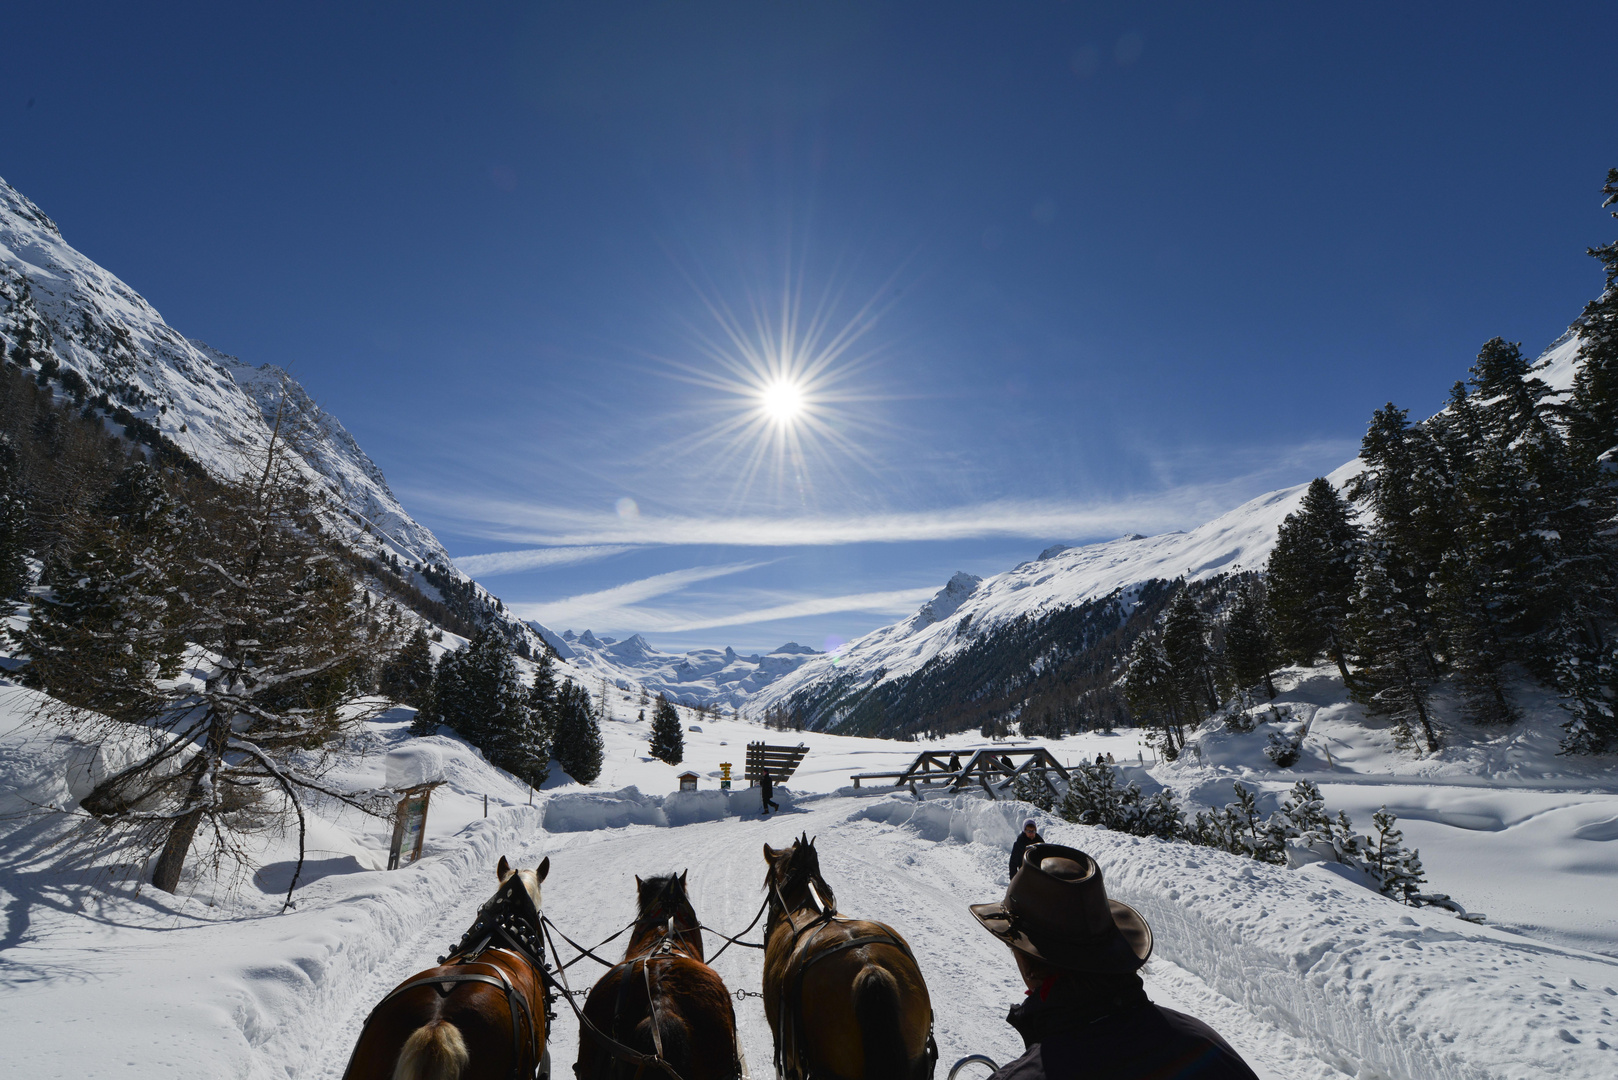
[4,2,1616,654]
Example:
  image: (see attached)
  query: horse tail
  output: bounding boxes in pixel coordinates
[628,1012,690,1076]
[852,965,909,1080]
[391,1020,469,1080]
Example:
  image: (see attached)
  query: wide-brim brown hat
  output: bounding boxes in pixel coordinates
[970,843,1151,973]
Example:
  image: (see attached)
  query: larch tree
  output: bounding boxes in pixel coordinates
[66,400,406,904]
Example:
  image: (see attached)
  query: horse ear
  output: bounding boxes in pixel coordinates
[635,875,643,889]
[536,856,550,882]
[680,869,689,886]
[763,843,779,863]
[497,855,511,880]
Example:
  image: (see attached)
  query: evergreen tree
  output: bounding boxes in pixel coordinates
[649,694,684,765]
[0,434,30,609]
[1266,478,1361,682]
[1566,168,1618,464]
[1348,405,1450,678]
[1161,587,1217,714]
[1224,579,1278,698]
[434,628,547,785]
[1347,549,1440,753]
[553,678,604,783]
[22,460,186,718]
[1121,633,1184,758]
[380,626,435,709]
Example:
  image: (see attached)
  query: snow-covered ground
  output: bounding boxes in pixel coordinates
[5,665,1617,1079]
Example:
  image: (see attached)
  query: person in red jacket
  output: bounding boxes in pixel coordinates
[969,843,1259,1080]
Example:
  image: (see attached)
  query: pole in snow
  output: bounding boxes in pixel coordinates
[484,793,488,818]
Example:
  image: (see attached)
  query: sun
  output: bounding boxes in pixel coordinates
[760,378,806,425]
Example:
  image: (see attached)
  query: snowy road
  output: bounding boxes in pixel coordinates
[306,796,1344,1080]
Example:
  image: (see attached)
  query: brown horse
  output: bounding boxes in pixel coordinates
[762,834,936,1080]
[343,855,552,1080]
[575,870,740,1080]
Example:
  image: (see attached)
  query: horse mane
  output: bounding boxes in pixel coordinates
[637,874,688,920]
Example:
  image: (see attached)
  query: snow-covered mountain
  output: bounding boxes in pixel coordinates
[529,625,822,708]
[0,174,547,655]
[752,330,1589,727]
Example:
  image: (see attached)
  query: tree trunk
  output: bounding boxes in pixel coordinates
[151,801,206,893]
[1263,671,1278,699]
[151,714,227,893]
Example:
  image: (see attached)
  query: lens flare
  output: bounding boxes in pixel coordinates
[651,262,901,510]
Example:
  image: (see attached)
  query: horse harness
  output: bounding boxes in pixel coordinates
[345,878,552,1080]
[769,883,938,1080]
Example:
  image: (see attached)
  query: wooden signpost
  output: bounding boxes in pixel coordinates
[387,782,443,870]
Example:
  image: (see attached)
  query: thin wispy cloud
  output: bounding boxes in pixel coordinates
[511,561,769,627]
[454,545,639,577]
[653,587,937,632]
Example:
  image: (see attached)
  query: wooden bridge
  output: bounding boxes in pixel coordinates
[850,746,1070,800]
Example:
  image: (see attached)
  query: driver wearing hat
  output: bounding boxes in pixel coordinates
[970,843,1258,1079]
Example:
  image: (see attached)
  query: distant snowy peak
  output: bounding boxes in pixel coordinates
[540,626,823,708]
[902,571,981,634]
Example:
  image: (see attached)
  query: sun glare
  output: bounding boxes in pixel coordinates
[652,261,900,509]
[761,378,806,424]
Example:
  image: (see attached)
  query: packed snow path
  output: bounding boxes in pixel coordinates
[311,795,1421,1080]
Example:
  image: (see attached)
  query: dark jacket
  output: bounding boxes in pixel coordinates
[989,977,1258,1080]
[1009,831,1043,878]
[760,771,774,798]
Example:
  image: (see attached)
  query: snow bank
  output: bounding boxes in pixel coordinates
[544,786,669,830]
[544,785,797,831]
[863,793,1618,1080]
[384,743,446,789]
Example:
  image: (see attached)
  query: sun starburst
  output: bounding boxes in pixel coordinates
[651,263,900,510]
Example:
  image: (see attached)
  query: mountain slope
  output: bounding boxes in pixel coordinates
[753,330,1589,732]
[0,174,547,655]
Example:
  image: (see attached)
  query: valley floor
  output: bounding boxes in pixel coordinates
[4,668,1618,1078]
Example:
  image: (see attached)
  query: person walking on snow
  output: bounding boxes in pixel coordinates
[759,768,780,816]
[970,844,1259,1079]
[1010,818,1043,878]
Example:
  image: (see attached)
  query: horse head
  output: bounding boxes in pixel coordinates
[634,870,698,930]
[497,854,550,914]
[762,833,837,917]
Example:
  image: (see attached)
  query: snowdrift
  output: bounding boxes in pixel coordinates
[543,784,797,831]
[862,792,1618,1080]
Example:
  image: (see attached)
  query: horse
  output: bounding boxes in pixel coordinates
[762,834,936,1080]
[343,855,552,1080]
[575,870,740,1080]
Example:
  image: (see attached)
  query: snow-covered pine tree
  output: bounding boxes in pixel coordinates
[380,626,435,709]
[553,678,604,784]
[1347,549,1440,753]
[21,460,186,719]
[434,628,547,786]
[1265,477,1361,683]
[1368,807,1427,904]
[649,693,684,765]
[1224,578,1278,699]
[1161,587,1218,715]
[1120,632,1185,758]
